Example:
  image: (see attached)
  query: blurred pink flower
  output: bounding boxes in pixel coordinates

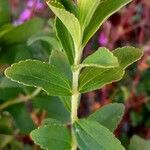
[14,0,44,25]
[20,9,31,21]
[27,0,44,9]
[98,32,108,46]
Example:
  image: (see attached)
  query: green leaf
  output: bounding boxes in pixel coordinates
[31,125,71,150]
[74,119,124,150]
[0,88,22,100]
[5,60,72,96]
[49,50,72,80]
[129,135,150,150]
[0,116,13,134]
[88,103,125,131]
[58,0,77,15]
[7,104,35,134]
[59,96,71,112]
[77,0,100,30]
[0,0,11,26]
[27,35,62,51]
[0,43,33,64]
[0,77,22,88]
[0,135,13,149]
[1,17,44,45]
[49,50,72,113]
[32,96,70,123]
[81,47,118,68]
[47,1,81,51]
[0,24,14,39]
[55,18,75,65]
[54,0,77,64]
[0,77,23,100]
[82,0,132,46]
[79,47,143,93]
[42,118,62,126]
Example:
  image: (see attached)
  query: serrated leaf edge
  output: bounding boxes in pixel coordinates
[5,59,72,96]
[74,119,125,150]
[30,124,70,150]
[47,0,81,51]
[83,0,133,46]
[79,47,143,92]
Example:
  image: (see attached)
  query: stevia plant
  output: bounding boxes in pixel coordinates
[4,0,143,150]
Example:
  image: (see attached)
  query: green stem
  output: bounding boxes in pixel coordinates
[0,88,41,111]
[71,50,82,150]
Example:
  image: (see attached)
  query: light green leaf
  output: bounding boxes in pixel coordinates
[31,125,71,150]
[129,135,150,150]
[54,0,77,64]
[55,18,75,65]
[74,119,124,150]
[47,1,81,51]
[77,0,100,30]
[5,60,72,96]
[81,47,118,68]
[1,17,44,45]
[79,47,143,93]
[88,103,125,131]
[82,0,132,46]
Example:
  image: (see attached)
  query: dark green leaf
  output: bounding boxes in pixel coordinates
[59,96,71,112]
[1,18,44,45]
[7,104,35,134]
[0,88,22,101]
[55,18,75,65]
[58,0,77,15]
[32,96,70,123]
[88,103,125,131]
[50,50,72,80]
[74,119,124,150]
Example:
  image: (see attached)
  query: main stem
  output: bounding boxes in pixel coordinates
[71,50,82,150]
